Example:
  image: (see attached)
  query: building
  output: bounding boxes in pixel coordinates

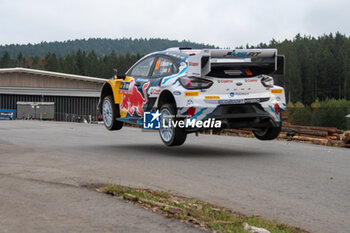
[0,67,105,121]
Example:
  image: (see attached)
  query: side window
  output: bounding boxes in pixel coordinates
[130,57,155,77]
[152,57,175,77]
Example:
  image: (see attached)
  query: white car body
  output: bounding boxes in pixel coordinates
[99,47,286,146]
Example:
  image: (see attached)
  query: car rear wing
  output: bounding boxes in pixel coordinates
[179,48,284,77]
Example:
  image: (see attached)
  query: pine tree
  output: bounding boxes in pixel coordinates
[44,52,58,71]
[0,51,13,68]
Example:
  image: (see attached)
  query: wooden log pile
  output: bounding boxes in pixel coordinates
[280,122,345,146]
[342,131,350,148]
[221,122,348,147]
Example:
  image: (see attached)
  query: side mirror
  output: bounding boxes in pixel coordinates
[113,68,126,80]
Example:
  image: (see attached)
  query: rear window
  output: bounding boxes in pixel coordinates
[207,64,275,78]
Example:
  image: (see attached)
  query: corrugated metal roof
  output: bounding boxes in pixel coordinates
[0,86,100,97]
[0,67,107,83]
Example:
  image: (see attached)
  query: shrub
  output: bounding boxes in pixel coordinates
[289,102,312,126]
[311,100,321,110]
[311,99,350,129]
[284,102,295,122]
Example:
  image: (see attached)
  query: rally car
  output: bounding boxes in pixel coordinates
[98,47,286,146]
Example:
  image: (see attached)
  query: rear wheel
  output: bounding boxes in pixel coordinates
[159,104,187,146]
[252,125,281,140]
[102,96,123,131]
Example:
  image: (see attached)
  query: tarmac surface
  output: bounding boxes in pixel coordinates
[0,121,349,233]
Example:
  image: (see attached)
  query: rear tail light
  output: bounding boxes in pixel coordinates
[179,77,213,89]
[261,76,274,88]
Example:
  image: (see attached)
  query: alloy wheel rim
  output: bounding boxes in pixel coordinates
[254,127,269,136]
[159,108,173,142]
[103,100,113,127]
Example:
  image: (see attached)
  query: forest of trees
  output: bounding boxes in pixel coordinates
[0,49,145,79]
[251,32,350,104]
[0,38,216,58]
[0,34,349,105]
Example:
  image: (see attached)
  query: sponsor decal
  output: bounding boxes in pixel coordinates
[173,91,181,95]
[120,80,150,116]
[217,80,233,83]
[234,92,249,95]
[219,99,245,104]
[143,111,161,129]
[149,87,161,95]
[205,96,220,99]
[245,79,258,82]
[271,89,283,94]
[154,59,161,70]
[229,92,235,98]
[204,99,219,104]
[189,62,199,66]
[226,50,262,57]
[186,99,194,106]
[236,82,243,86]
[185,92,199,97]
[119,81,131,91]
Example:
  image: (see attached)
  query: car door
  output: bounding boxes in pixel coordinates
[118,56,155,121]
[145,56,178,111]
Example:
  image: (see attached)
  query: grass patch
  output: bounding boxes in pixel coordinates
[99,184,309,233]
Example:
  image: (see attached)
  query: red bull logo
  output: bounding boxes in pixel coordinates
[120,80,150,116]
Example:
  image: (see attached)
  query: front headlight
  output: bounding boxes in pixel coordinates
[261,75,274,88]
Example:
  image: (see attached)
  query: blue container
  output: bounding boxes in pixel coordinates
[0,109,16,120]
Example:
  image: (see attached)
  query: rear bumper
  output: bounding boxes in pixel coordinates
[208,104,281,128]
[178,103,282,131]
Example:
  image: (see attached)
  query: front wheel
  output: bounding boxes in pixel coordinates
[102,96,123,131]
[159,104,187,146]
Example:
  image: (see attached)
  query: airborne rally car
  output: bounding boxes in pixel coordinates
[98,48,286,146]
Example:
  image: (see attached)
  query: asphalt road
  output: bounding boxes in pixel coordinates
[0,121,349,233]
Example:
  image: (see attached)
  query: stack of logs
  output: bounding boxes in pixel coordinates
[279,122,345,146]
[221,122,349,147]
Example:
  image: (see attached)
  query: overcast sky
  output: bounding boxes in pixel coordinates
[0,0,349,48]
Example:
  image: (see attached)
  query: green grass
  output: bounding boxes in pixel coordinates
[100,184,309,233]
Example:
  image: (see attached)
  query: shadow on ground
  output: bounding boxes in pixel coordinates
[88,144,271,158]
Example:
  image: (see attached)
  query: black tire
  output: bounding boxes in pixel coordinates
[159,104,187,146]
[252,125,282,140]
[102,96,123,131]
